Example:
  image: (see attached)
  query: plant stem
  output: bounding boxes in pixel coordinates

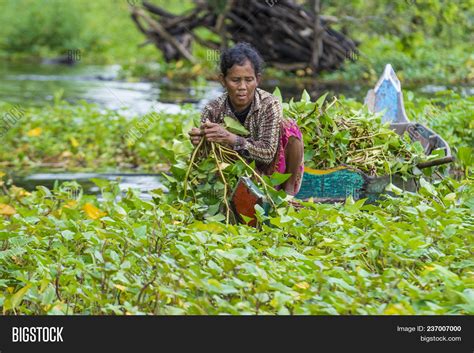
[183,138,204,199]
[212,143,231,224]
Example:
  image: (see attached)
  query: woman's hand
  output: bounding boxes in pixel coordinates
[188,127,202,146]
[202,121,238,146]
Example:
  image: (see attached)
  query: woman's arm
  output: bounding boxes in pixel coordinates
[200,106,217,124]
[198,104,239,146]
[234,99,281,165]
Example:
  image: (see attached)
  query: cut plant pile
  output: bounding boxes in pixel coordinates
[281,89,439,177]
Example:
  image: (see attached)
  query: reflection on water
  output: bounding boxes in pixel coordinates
[0,61,222,117]
[13,172,166,201]
[419,84,474,96]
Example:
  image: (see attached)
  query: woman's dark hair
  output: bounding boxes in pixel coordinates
[219,42,264,77]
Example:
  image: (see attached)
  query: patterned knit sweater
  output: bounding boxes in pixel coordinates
[200,88,282,172]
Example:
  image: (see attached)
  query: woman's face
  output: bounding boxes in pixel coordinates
[220,60,260,112]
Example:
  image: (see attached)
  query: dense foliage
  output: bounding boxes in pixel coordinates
[0,90,471,174]
[0,172,472,315]
[0,0,185,63]
[281,90,434,177]
[405,91,474,177]
[0,90,472,315]
[0,97,199,173]
[1,0,472,84]
[0,0,471,317]
[321,0,474,84]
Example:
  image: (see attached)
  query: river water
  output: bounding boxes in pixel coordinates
[1,61,471,199]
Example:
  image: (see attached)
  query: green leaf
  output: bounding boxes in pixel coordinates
[61,230,74,240]
[240,214,253,225]
[269,172,291,186]
[272,87,282,104]
[134,225,147,239]
[90,178,110,188]
[316,92,328,107]
[419,178,438,197]
[385,183,403,195]
[412,141,425,154]
[41,285,56,305]
[267,246,304,259]
[207,213,226,222]
[224,116,250,136]
[301,89,311,103]
[458,289,474,314]
[10,285,31,310]
[457,146,473,167]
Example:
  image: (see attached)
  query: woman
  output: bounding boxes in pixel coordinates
[189,42,304,195]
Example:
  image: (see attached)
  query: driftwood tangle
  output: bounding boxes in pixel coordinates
[131,0,358,73]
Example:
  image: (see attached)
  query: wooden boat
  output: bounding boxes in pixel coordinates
[231,64,454,224]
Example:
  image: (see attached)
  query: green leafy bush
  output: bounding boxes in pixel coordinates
[0,0,90,55]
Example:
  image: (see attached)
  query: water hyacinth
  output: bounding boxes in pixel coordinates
[281,89,436,177]
[0,175,472,315]
[0,91,472,315]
